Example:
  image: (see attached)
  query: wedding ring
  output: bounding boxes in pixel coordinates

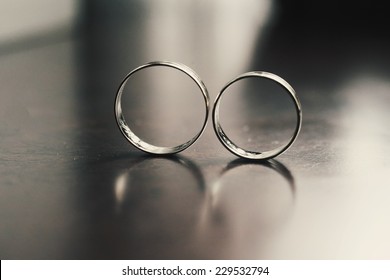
[212,71,302,160]
[115,61,210,155]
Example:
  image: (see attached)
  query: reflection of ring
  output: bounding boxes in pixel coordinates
[116,155,206,194]
[115,61,210,155]
[212,71,302,160]
[222,158,295,195]
[205,159,295,231]
[115,155,205,209]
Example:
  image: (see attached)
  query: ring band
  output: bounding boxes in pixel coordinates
[212,71,302,160]
[115,61,210,155]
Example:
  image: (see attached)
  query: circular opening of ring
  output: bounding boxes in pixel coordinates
[119,64,206,149]
[217,74,299,155]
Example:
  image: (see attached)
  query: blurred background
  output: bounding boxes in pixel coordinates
[1,0,390,259]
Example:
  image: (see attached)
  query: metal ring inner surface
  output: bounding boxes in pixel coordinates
[115,61,210,155]
[212,71,302,160]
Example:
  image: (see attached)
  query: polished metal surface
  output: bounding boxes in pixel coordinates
[115,61,210,155]
[1,0,390,260]
[213,71,302,160]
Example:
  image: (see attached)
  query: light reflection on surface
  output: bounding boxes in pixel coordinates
[114,172,128,210]
[112,157,295,259]
[340,76,390,174]
[114,156,205,210]
[198,159,295,258]
[275,75,390,259]
[111,156,206,258]
[336,76,390,258]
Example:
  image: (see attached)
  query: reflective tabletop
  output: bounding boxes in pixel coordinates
[1,0,390,259]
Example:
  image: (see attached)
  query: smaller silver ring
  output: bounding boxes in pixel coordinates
[212,71,302,160]
[115,61,210,155]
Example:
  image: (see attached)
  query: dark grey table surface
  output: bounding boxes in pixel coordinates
[1,1,390,259]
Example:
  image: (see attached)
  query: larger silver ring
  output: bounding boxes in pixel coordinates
[115,61,210,155]
[213,71,302,160]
